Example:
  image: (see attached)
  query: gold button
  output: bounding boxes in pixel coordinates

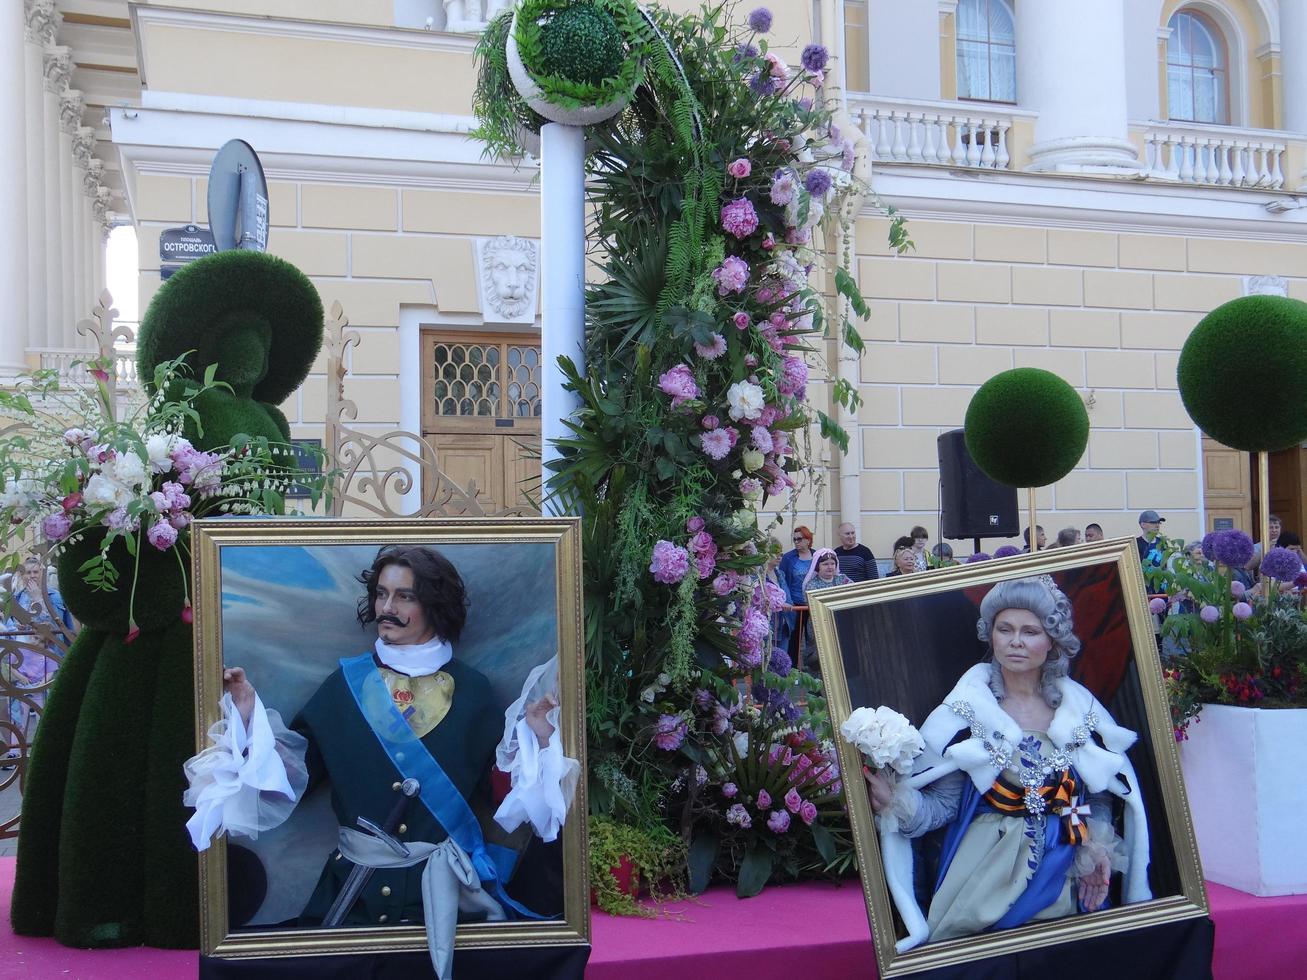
[391,781,401,791]
[398,823,407,834]
[381,886,392,897]
[379,914,388,923]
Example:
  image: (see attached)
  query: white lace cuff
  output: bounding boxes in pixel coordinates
[492,717,580,843]
[183,692,308,851]
[1070,817,1130,878]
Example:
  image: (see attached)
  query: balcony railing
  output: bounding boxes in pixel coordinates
[848,95,1027,171]
[1139,121,1289,189]
[33,347,140,389]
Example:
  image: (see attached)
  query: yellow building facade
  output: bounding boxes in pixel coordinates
[29,0,1307,558]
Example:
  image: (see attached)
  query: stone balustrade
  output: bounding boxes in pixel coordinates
[34,346,138,388]
[848,96,1023,171]
[1141,122,1290,190]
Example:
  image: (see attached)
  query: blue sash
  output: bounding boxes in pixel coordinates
[339,653,540,920]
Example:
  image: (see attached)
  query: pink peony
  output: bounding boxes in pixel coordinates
[653,713,688,751]
[658,363,700,408]
[147,519,178,551]
[721,197,760,239]
[650,540,691,584]
[712,256,750,295]
[700,428,732,461]
[767,809,791,834]
[727,158,752,179]
[799,800,818,825]
[1232,601,1253,621]
[756,788,772,810]
[713,571,740,596]
[41,512,72,542]
[777,355,808,397]
[694,333,728,360]
[784,787,802,813]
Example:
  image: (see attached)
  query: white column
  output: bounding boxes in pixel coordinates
[866,0,941,99]
[42,46,68,350]
[59,90,82,348]
[73,127,96,326]
[1015,0,1139,173]
[1283,0,1307,135]
[0,1,29,377]
[23,1,55,356]
[538,122,586,495]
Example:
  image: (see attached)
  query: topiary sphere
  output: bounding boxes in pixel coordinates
[537,4,625,86]
[137,250,323,407]
[964,368,1089,488]
[1177,295,1307,452]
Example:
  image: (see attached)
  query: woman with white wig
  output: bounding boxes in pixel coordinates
[864,576,1151,949]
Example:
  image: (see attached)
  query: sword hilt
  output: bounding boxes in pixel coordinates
[319,777,421,928]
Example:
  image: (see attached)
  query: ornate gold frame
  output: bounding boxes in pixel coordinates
[808,538,1208,977]
[191,517,588,959]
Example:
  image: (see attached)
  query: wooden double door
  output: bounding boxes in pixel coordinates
[421,331,542,512]
[1203,435,1307,539]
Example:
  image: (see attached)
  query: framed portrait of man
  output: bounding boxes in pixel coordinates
[186,517,587,968]
[808,540,1208,977]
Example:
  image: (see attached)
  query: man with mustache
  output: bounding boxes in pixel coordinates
[184,545,575,969]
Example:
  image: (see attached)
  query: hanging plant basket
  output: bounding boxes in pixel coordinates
[506,0,645,127]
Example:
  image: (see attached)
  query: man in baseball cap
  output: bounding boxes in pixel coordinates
[1137,510,1165,564]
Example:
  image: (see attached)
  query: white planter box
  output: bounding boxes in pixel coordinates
[1180,702,1307,896]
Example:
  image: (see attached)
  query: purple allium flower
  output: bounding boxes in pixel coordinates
[747,7,773,33]
[1231,580,1247,599]
[804,168,832,197]
[1199,605,1220,624]
[965,552,993,563]
[1232,601,1254,621]
[712,256,750,295]
[767,809,791,834]
[725,803,751,828]
[658,362,700,408]
[40,512,72,542]
[800,44,828,72]
[695,332,728,360]
[769,169,797,206]
[749,72,778,96]
[799,800,818,825]
[1212,530,1254,568]
[756,788,772,809]
[653,713,689,751]
[727,158,752,179]
[147,519,178,551]
[994,545,1021,559]
[713,570,740,596]
[700,429,731,461]
[650,540,691,584]
[1260,546,1302,582]
[1201,531,1219,561]
[1149,597,1167,615]
[753,684,800,721]
[721,197,760,239]
[733,42,759,62]
[767,646,792,677]
[784,787,802,813]
[777,355,808,398]
[723,782,739,798]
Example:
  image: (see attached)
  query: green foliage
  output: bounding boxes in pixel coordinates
[470,12,546,161]
[588,814,687,916]
[513,0,647,111]
[964,368,1089,488]
[1177,295,1307,452]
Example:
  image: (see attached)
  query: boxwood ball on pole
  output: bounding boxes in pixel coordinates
[964,368,1090,489]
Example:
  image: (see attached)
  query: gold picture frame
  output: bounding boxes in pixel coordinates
[190,517,588,961]
[808,539,1207,977]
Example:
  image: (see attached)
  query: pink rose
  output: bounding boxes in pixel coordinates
[701,415,720,430]
[767,809,791,834]
[756,788,772,810]
[686,516,705,533]
[726,158,752,179]
[732,311,751,331]
[799,800,818,825]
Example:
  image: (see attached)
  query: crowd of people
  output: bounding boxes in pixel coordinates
[2,557,72,766]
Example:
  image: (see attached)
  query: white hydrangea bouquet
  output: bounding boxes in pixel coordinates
[838,705,924,776]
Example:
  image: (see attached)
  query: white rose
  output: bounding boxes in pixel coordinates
[726,381,765,422]
[741,449,765,472]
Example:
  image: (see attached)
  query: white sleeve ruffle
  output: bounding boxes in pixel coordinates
[492,658,580,842]
[183,692,309,851]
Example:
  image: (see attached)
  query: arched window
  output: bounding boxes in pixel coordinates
[956,0,1016,104]
[1167,10,1229,124]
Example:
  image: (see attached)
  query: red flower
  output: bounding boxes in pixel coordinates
[181,604,193,625]
[61,492,83,511]
[125,624,140,644]
[91,368,110,383]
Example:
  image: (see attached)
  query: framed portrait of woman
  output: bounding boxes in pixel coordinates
[808,539,1207,977]
[187,517,588,972]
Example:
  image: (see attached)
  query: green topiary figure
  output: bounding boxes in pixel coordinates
[12,250,322,948]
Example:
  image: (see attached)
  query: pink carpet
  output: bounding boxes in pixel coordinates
[1,857,1303,979]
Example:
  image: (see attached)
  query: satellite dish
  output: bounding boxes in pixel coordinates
[207,139,269,252]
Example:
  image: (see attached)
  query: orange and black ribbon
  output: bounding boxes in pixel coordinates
[982,770,1090,845]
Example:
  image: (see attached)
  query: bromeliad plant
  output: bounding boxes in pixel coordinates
[474,2,910,898]
[0,355,328,638]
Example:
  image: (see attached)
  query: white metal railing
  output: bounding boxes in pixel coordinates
[848,95,1027,171]
[33,347,140,388]
[1140,121,1288,189]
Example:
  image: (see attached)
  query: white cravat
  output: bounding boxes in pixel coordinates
[373,635,453,677]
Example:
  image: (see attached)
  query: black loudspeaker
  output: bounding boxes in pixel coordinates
[938,428,1019,540]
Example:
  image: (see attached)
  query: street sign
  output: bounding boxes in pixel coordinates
[158,224,217,280]
[207,139,269,252]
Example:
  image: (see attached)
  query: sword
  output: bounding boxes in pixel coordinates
[321,777,420,928]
